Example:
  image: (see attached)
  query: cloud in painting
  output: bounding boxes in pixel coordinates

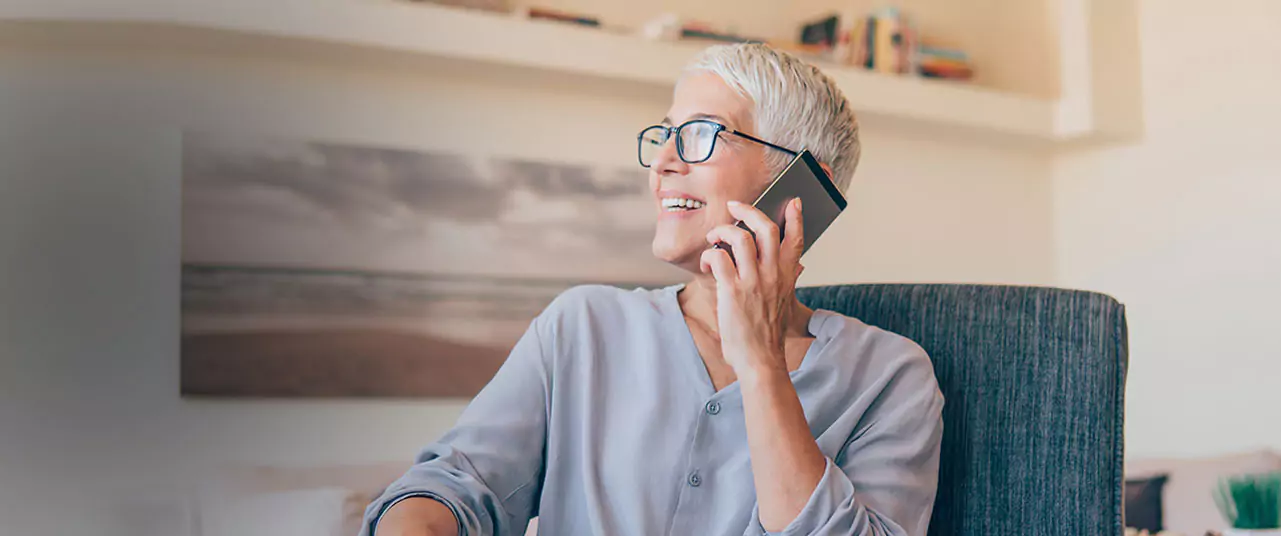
[182,132,679,281]
[184,137,507,227]
[184,135,650,230]
[494,159,646,198]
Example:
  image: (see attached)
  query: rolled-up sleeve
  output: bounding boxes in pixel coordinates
[361,315,552,536]
[747,349,945,536]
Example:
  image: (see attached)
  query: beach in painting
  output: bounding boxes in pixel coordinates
[181,132,682,397]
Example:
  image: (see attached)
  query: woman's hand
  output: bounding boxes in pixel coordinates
[700,197,805,376]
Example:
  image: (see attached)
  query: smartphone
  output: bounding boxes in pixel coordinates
[714,149,847,260]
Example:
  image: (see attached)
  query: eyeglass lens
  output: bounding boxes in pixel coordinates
[638,121,720,167]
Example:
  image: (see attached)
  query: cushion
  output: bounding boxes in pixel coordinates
[1126,449,1281,534]
[798,284,1128,536]
[1125,474,1169,531]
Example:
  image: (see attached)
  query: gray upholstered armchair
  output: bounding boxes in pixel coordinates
[796,284,1129,536]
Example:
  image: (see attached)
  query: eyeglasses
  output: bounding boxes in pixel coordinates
[637,119,798,168]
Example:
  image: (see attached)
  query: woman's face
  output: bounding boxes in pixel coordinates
[649,72,774,273]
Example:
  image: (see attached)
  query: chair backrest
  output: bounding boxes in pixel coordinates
[797,284,1128,536]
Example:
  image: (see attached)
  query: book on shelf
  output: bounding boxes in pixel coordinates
[918,45,974,80]
[524,7,600,27]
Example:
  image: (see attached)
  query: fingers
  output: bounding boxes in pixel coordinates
[699,246,737,285]
[779,197,805,272]
[726,201,780,269]
[706,224,758,283]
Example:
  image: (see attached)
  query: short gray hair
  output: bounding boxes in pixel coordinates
[683,43,861,193]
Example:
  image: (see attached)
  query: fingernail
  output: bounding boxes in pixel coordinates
[727,200,742,206]
[794,197,803,210]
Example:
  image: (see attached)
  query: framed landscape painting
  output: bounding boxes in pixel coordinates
[180,132,683,397]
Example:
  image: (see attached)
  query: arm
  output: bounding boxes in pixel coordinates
[360,315,553,536]
[738,364,828,531]
[703,199,943,535]
[742,350,944,536]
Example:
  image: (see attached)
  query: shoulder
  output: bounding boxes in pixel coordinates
[820,311,931,368]
[529,284,672,372]
[818,311,942,404]
[535,283,669,332]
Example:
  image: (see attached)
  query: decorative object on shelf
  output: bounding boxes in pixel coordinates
[918,45,974,81]
[522,6,599,28]
[798,14,841,58]
[408,0,507,13]
[179,131,684,398]
[780,11,858,64]
[1215,471,1281,535]
[639,13,682,41]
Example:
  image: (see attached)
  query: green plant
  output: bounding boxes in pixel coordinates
[1215,471,1281,529]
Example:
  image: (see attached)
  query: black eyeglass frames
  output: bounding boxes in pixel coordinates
[637,119,798,168]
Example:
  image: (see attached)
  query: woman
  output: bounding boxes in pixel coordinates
[364,43,943,536]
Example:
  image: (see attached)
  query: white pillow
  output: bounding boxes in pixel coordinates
[199,486,365,536]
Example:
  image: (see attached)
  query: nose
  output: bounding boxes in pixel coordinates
[650,132,688,177]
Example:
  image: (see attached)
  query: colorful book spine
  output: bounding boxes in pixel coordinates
[862,16,876,69]
[872,8,899,73]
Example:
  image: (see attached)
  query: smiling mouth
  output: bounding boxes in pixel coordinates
[660,197,706,212]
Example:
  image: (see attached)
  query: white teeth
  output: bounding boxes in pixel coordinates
[661,197,704,210]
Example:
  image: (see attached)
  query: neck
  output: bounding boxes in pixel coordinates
[678,272,814,338]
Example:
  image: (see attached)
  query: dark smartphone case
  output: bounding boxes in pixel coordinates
[715,150,847,261]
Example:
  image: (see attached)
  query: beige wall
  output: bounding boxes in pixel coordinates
[0,39,1053,533]
[1052,0,1281,458]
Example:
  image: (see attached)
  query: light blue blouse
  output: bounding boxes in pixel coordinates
[362,283,943,536]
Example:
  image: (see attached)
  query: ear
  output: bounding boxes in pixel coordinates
[819,162,833,179]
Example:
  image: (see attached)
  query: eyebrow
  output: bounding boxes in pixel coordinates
[661,113,732,127]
